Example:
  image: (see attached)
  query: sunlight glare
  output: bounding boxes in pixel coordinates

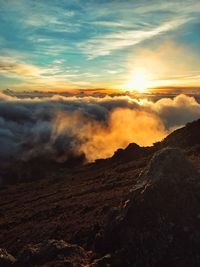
[126,68,150,93]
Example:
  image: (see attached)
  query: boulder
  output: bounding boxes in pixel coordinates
[97,148,200,266]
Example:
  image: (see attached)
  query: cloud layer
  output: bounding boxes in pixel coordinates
[0,93,200,163]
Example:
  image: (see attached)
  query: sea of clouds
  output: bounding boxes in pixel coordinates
[0,92,200,163]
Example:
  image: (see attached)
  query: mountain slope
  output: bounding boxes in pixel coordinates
[160,119,200,148]
[0,119,199,266]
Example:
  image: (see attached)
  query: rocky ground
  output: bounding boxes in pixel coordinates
[0,119,200,266]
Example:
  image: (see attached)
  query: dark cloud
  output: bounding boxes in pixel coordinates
[0,92,199,163]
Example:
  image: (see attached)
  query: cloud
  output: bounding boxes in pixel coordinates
[125,41,200,88]
[0,59,40,77]
[0,93,199,164]
[0,0,77,31]
[79,17,191,59]
[0,56,89,89]
[92,21,129,28]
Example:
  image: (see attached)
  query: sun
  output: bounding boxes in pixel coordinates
[125,68,150,93]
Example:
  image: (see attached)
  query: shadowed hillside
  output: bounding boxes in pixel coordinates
[0,119,200,266]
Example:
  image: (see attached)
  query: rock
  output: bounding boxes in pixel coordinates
[0,248,16,266]
[111,143,149,163]
[98,148,200,266]
[137,147,198,184]
[17,239,89,267]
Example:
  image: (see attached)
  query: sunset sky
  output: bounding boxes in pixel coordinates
[0,0,200,92]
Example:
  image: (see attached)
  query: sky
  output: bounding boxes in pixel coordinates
[0,0,200,92]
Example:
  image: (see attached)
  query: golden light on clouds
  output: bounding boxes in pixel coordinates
[124,41,200,92]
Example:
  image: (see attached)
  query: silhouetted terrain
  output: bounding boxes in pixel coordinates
[0,119,200,266]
